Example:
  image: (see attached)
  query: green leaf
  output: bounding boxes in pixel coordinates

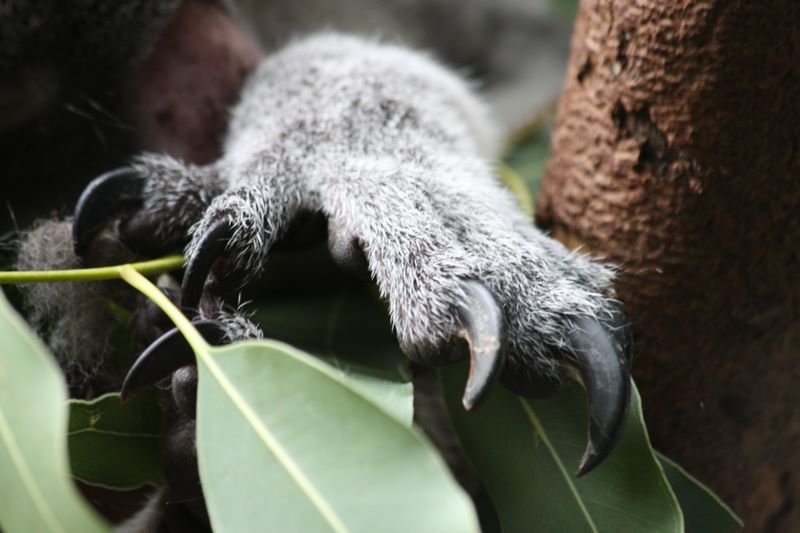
[0,288,111,533]
[441,364,684,533]
[197,339,478,533]
[68,391,164,490]
[658,453,743,532]
[321,357,413,426]
[121,265,449,533]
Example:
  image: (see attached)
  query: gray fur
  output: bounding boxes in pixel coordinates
[209,309,264,343]
[14,219,125,393]
[130,155,223,242]
[136,34,616,380]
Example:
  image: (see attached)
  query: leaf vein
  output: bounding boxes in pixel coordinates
[520,399,599,533]
[0,405,66,533]
[201,356,349,533]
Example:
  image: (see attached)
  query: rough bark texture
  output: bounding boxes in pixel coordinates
[537,2,800,531]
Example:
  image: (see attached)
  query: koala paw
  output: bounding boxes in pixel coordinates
[73,33,632,474]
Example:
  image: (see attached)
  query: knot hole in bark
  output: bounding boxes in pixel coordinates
[610,101,675,175]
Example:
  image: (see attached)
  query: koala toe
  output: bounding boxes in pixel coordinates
[73,155,223,259]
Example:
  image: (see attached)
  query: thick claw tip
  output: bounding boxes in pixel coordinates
[457,281,505,410]
[461,386,481,411]
[119,390,132,404]
[461,332,504,410]
[576,446,602,478]
[569,314,632,476]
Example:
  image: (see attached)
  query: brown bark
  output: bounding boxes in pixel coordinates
[537,2,800,531]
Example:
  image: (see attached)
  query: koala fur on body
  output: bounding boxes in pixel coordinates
[15,219,129,394]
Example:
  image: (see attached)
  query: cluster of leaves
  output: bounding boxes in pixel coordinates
[0,121,741,532]
[0,266,742,532]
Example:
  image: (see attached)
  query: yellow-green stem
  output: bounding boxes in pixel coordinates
[118,265,208,355]
[499,164,535,217]
[0,255,184,284]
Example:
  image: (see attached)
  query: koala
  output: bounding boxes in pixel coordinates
[4,1,632,531]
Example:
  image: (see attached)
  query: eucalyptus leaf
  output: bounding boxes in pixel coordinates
[322,357,413,426]
[68,391,164,489]
[441,364,684,533]
[197,339,479,533]
[658,453,743,532]
[0,288,111,533]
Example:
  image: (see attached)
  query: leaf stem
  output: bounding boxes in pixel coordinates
[118,265,208,355]
[120,267,349,531]
[0,255,184,284]
[499,164,534,217]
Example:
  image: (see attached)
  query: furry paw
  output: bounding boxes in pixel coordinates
[73,33,632,473]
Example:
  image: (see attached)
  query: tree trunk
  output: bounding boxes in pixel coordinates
[537,2,800,531]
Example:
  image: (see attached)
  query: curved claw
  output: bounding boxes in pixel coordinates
[73,168,144,257]
[120,320,226,402]
[456,281,505,410]
[181,220,234,310]
[569,312,632,477]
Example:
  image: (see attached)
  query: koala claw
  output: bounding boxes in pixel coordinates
[73,167,143,257]
[568,312,631,476]
[181,220,234,311]
[453,281,505,411]
[120,320,226,402]
[181,222,507,414]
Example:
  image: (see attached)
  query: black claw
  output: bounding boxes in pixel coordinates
[456,281,505,410]
[181,220,234,311]
[73,167,144,257]
[568,313,632,477]
[120,320,226,402]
